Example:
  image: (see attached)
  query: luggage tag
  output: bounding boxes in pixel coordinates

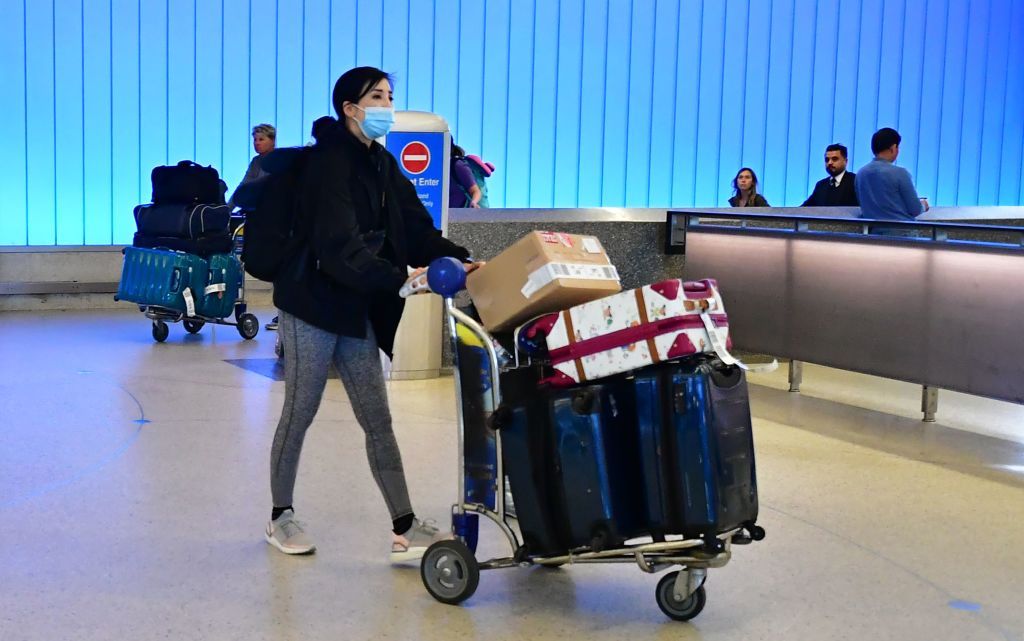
[182,288,196,317]
[698,313,777,373]
[204,282,227,299]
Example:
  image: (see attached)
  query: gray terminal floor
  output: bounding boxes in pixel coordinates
[1,307,1023,641]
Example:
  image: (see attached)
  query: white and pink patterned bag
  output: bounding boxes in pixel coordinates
[522,278,771,387]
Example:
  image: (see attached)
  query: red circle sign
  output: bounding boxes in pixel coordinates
[400,141,431,175]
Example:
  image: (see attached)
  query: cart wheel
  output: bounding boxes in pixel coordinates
[656,572,706,622]
[183,319,205,334]
[237,313,259,340]
[152,321,170,343]
[420,540,479,605]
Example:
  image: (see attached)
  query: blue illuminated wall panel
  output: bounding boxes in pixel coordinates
[1,0,1023,246]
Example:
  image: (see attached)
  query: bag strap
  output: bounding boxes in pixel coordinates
[697,313,777,373]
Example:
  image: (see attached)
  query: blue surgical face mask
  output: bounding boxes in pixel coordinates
[353,105,395,139]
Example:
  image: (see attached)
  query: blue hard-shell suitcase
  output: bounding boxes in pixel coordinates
[548,383,646,551]
[634,360,759,542]
[631,370,676,541]
[116,247,208,314]
[495,366,570,557]
[196,253,243,319]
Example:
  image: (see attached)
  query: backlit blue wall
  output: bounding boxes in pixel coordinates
[1,0,1022,245]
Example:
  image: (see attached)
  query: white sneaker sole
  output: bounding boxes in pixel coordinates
[265,530,316,555]
[389,546,428,563]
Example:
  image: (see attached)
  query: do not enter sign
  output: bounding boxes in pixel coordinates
[400,141,431,175]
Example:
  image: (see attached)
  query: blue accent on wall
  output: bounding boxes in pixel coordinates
[1,0,1022,245]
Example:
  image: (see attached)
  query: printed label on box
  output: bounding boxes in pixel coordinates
[520,262,620,299]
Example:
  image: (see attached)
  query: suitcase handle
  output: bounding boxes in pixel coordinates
[169,268,182,293]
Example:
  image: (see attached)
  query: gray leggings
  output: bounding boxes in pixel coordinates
[270,310,412,521]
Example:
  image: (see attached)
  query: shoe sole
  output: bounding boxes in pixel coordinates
[265,531,316,555]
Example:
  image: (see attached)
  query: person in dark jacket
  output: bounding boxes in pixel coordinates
[265,67,480,562]
[728,167,770,207]
[801,143,859,207]
[228,123,276,210]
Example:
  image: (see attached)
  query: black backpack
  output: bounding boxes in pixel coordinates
[238,147,311,282]
[151,160,227,205]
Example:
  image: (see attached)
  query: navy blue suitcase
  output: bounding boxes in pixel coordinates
[631,371,676,541]
[547,383,647,551]
[495,367,570,557]
[631,360,759,543]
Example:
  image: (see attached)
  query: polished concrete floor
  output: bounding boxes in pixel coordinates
[1,307,1023,641]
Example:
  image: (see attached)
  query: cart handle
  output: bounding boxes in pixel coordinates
[399,256,468,299]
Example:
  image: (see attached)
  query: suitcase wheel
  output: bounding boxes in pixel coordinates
[183,319,205,334]
[571,390,595,415]
[237,313,259,340]
[151,320,170,343]
[656,572,706,622]
[420,539,480,605]
[487,405,512,430]
[590,528,611,553]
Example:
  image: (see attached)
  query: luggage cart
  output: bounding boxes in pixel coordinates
[403,258,764,622]
[126,223,260,343]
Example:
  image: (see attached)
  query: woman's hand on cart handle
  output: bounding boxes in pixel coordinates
[399,268,431,298]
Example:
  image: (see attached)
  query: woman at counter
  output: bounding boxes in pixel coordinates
[728,168,770,207]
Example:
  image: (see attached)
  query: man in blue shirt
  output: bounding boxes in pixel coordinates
[855,128,930,220]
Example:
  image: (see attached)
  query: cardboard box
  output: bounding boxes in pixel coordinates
[466,231,622,331]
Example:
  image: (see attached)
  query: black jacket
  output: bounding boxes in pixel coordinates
[728,193,770,207]
[273,124,470,356]
[801,172,858,207]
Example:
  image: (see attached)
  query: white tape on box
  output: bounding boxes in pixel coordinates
[520,263,620,299]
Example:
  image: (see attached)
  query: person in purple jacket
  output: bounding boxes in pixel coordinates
[449,144,483,208]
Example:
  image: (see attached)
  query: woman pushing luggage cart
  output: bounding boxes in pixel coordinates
[401,257,767,622]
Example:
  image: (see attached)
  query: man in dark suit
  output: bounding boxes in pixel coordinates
[802,143,859,207]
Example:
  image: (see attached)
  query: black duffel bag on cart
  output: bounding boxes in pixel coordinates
[151,160,227,205]
[133,203,232,239]
[131,232,234,259]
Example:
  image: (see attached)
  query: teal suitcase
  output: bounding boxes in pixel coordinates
[116,247,208,315]
[197,253,243,319]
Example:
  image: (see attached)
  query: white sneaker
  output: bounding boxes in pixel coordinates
[390,518,452,563]
[265,510,316,555]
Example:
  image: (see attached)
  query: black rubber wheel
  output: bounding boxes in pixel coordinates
[656,572,707,622]
[571,390,595,414]
[420,540,480,605]
[237,313,259,340]
[152,321,170,343]
[749,525,766,541]
[183,319,205,334]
